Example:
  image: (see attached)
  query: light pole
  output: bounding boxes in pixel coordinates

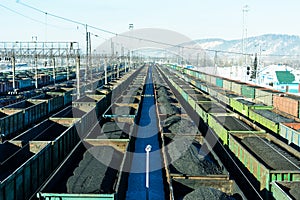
[242,5,249,81]
[145,144,152,200]
[129,24,134,71]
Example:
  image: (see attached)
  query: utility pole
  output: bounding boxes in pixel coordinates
[145,144,152,200]
[11,51,16,91]
[76,51,80,99]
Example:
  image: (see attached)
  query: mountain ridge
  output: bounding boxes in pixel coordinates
[192,34,300,56]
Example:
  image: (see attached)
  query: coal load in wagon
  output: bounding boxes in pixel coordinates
[67,146,123,194]
[163,115,199,134]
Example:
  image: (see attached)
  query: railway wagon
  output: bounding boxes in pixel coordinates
[255,88,280,106]
[31,93,64,114]
[47,87,74,106]
[279,122,300,149]
[230,97,273,117]
[249,108,295,134]
[0,118,80,200]
[196,101,228,123]
[207,113,265,145]
[270,181,300,200]
[216,89,239,106]
[50,105,97,139]
[222,78,233,91]
[72,94,106,117]
[273,94,300,118]
[6,99,48,129]
[228,133,300,191]
[37,139,130,200]
[165,135,245,199]
[0,108,23,139]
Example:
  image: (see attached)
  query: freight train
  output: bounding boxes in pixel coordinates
[162,64,300,200]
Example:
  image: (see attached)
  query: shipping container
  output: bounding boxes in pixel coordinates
[229,133,300,191]
[273,95,300,118]
[279,122,300,148]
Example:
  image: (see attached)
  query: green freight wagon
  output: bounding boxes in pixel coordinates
[271,181,300,200]
[249,108,294,134]
[196,101,227,123]
[229,133,300,191]
[207,113,265,145]
[230,97,273,117]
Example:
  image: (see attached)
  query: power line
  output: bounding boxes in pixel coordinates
[0,3,72,30]
[16,1,251,56]
[14,1,300,58]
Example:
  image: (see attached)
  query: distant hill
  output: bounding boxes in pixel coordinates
[193,34,300,56]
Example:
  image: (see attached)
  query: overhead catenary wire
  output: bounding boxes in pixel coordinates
[0,3,71,30]
[16,1,255,56]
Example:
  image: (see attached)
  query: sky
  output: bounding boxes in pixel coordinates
[0,0,300,50]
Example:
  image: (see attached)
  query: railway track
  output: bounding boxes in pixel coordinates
[159,64,300,200]
[1,63,299,200]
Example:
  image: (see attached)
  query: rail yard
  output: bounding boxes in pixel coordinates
[0,61,299,200]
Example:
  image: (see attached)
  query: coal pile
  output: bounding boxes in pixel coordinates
[122,86,142,96]
[67,146,123,194]
[215,116,254,131]
[253,109,294,123]
[172,179,236,200]
[159,104,181,115]
[0,143,35,181]
[157,95,178,104]
[111,105,136,116]
[163,115,199,134]
[167,137,223,175]
[241,137,300,170]
[183,187,235,200]
[99,121,130,139]
[116,96,139,104]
